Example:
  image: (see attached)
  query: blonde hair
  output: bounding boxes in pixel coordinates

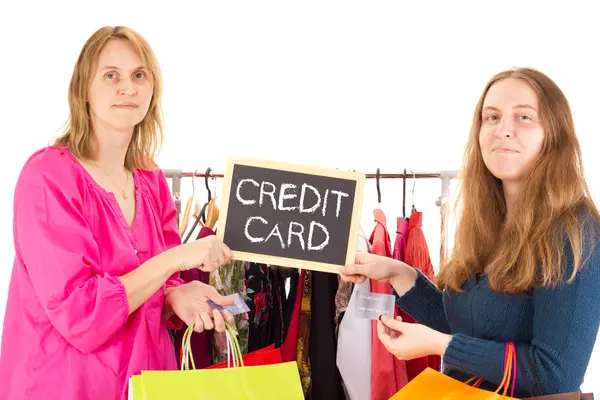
[437,68,600,294]
[56,26,163,170]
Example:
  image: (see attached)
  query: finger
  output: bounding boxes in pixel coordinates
[200,311,214,331]
[213,258,223,269]
[217,250,226,266]
[222,243,233,260]
[198,262,215,272]
[377,320,395,350]
[339,272,366,284]
[340,263,371,277]
[222,310,235,327]
[212,309,226,332]
[183,317,196,328]
[193,314,204,333]
[208,292,235,307]
[380,315,405,331]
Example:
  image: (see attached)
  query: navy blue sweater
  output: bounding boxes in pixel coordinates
[396,224,600,397]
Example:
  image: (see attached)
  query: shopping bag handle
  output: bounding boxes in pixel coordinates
[225,323,245,368]
[180,322,245,371]
[466,342,517,396]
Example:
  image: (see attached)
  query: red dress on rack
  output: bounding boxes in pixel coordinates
[369,209,408,400]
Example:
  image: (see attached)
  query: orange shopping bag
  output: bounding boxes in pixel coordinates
[390,343,519,400]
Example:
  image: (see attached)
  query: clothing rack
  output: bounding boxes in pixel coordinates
[162,168,459,207]
[163,168,459,265]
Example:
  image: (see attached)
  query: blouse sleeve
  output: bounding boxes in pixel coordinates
[13,161,129,354]
[155,169,185,330]
[156,169,185,290]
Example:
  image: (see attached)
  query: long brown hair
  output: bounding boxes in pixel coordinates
[56,26,163,170]
[437,68,600,294]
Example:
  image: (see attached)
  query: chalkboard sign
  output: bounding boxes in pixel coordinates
[216,157,365,273]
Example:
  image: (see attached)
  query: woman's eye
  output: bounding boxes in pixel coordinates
[134,72,146,79]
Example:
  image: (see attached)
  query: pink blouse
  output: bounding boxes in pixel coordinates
[0,146,185,400]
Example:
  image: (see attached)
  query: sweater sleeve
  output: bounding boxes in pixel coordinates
[394,269,451,334]
[14,160,129,354]
[443,236,600,395]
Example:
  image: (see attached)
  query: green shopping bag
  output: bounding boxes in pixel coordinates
[134,323,304,400]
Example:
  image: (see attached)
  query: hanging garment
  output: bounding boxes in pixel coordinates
[297,270,313,398]
[337,229,373,400]
[392,217,409,262]
[0,146,185,400]
[334,278,353,336]
[405,211,436,281]
[404,211,441,374]
[310,271,346,400]
[172,227,214,370]
[369,209,409,400]
[273,267,300,349]
[280,269,305,362]
[245,262,274,352]
[209,259,249,363]
[242,264,299,354]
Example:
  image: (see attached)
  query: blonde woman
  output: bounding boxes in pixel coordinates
[0,26,234,400]
[342,68,600,397]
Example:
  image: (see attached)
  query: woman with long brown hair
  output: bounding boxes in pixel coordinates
[341,68,600,396]
[0,26,235,400]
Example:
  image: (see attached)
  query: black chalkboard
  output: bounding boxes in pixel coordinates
[217,157,365,273]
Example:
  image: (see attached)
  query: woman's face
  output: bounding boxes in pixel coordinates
[479,78,545,184]
[88,39,153,133]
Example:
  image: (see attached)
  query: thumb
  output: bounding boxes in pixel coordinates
[380,315,405,331]
[207,292,235,307]
[340,263,371,277]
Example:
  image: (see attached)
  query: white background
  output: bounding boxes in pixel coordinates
[1,0,598,394]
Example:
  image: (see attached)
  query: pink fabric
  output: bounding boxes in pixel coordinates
[0,146,185,400]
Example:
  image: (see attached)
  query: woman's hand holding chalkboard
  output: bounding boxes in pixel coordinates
[175,236,233,272]
[340,252,418,296]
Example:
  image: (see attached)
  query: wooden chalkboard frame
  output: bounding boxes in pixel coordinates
[216,156,365,274]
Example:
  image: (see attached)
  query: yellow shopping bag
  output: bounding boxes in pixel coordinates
[131,323,304,400]
[390,343,519,400]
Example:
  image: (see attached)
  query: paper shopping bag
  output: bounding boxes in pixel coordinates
[390,342,521,400]
[135,322,303,399]
[129,375,145,400]
[139,362,303,400]
[389,367,517,400]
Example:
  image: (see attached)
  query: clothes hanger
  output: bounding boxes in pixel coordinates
[204,174,220,230]
[200,168,213,225]
[402,168,407,219]
[410,169,417,214]
[183,167,213,243]
[376,168,382,205]
[179,170,198,237]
